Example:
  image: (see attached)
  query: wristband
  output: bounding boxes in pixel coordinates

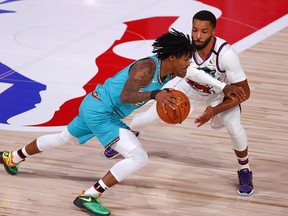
[150,90,161,99]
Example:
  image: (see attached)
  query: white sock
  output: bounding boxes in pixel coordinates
[12,147,28,163]
[84,186,100,196]
[84,179,109,195]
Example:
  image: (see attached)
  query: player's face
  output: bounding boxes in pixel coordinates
[191,19,215,50]
[171,53,191,78]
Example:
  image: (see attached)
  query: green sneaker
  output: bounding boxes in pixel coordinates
[0,151,20,175]
[73,191,111,216]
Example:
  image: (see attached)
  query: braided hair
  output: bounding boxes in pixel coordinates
[152,28,193,61]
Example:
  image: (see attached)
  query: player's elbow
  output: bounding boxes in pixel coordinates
[244,90,250,101]
[243,84,251,101]
[235,79,250,102]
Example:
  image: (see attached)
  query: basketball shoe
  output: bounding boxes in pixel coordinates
[73,191,111,216]
[237,168,254,196]
[104,147,120,159]
[104,130,140,159]
[0,151,21,175]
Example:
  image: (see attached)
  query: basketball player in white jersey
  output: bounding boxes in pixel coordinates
[127,10,254,196]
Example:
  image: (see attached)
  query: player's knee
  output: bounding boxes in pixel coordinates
[127,146,149,169]
[37,133,66,151]
[114,128,148,171]
[37,129,76,151]
[110,146,148,182]
[225,120,244,138]
[226,121,248,151]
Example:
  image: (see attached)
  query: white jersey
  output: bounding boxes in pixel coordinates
[186,37,246,96]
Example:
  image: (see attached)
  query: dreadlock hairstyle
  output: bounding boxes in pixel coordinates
[193,10,217,29]
[152,28,193,61]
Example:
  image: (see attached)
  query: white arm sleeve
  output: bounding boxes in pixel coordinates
[185,67,226,90]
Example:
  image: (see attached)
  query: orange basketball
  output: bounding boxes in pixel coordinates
[156,89,190,124]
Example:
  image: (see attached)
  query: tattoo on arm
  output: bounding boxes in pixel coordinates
[120,59,155,104]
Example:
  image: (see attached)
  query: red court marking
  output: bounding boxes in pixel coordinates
[200,0,288,44]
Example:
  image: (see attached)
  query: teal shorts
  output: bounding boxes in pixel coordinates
[67,92,128,147]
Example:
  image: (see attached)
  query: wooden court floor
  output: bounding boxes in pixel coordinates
[0,28,287,216]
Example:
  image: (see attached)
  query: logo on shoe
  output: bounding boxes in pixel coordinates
[80,197,92,202]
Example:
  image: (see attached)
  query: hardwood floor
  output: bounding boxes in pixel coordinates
[0,28,287,216]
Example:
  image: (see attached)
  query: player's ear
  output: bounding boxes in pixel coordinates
[169,55,176,61]
[212,28,216,36]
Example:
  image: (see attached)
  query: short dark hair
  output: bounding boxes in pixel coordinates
[152,28,193,61]
[193,10,217,29]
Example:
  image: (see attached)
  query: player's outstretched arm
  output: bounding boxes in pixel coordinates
[184,67,246,101]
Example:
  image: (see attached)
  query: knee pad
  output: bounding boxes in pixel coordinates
[37,128,76,151]
[220,108,248,152]
[226,120,248,151]
[125,146,148,169]
[110,128,148,182]
[110,146,148,182]
[60,128,78,144]
[113,128,142,156]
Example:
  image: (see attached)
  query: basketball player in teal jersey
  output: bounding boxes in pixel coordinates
[1,29,245,216]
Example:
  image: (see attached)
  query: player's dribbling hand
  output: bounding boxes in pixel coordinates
[155,88,180,112]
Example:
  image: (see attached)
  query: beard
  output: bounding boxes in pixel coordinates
[192,36,212,50]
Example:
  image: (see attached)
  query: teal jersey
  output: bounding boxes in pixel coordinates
[95,55,171,119]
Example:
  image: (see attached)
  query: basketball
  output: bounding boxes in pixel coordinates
[156,89,190,124]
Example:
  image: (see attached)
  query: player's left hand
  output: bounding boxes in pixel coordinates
[195,106,215,127]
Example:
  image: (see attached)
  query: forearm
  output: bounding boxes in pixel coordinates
[211,98,241,116]
[120,91,152,104]
[185,67,226,90]
[121,89,166,104]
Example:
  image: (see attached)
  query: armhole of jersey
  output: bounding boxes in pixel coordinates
[216,42,228,73]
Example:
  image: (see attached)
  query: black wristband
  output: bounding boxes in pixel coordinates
[150,90,161,99]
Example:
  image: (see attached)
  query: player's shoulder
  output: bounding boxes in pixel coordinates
[215,36,228,44]
[214,37,237,57]
[215,37,231,49]
[130,55,157,78]
[133,55,157,67]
